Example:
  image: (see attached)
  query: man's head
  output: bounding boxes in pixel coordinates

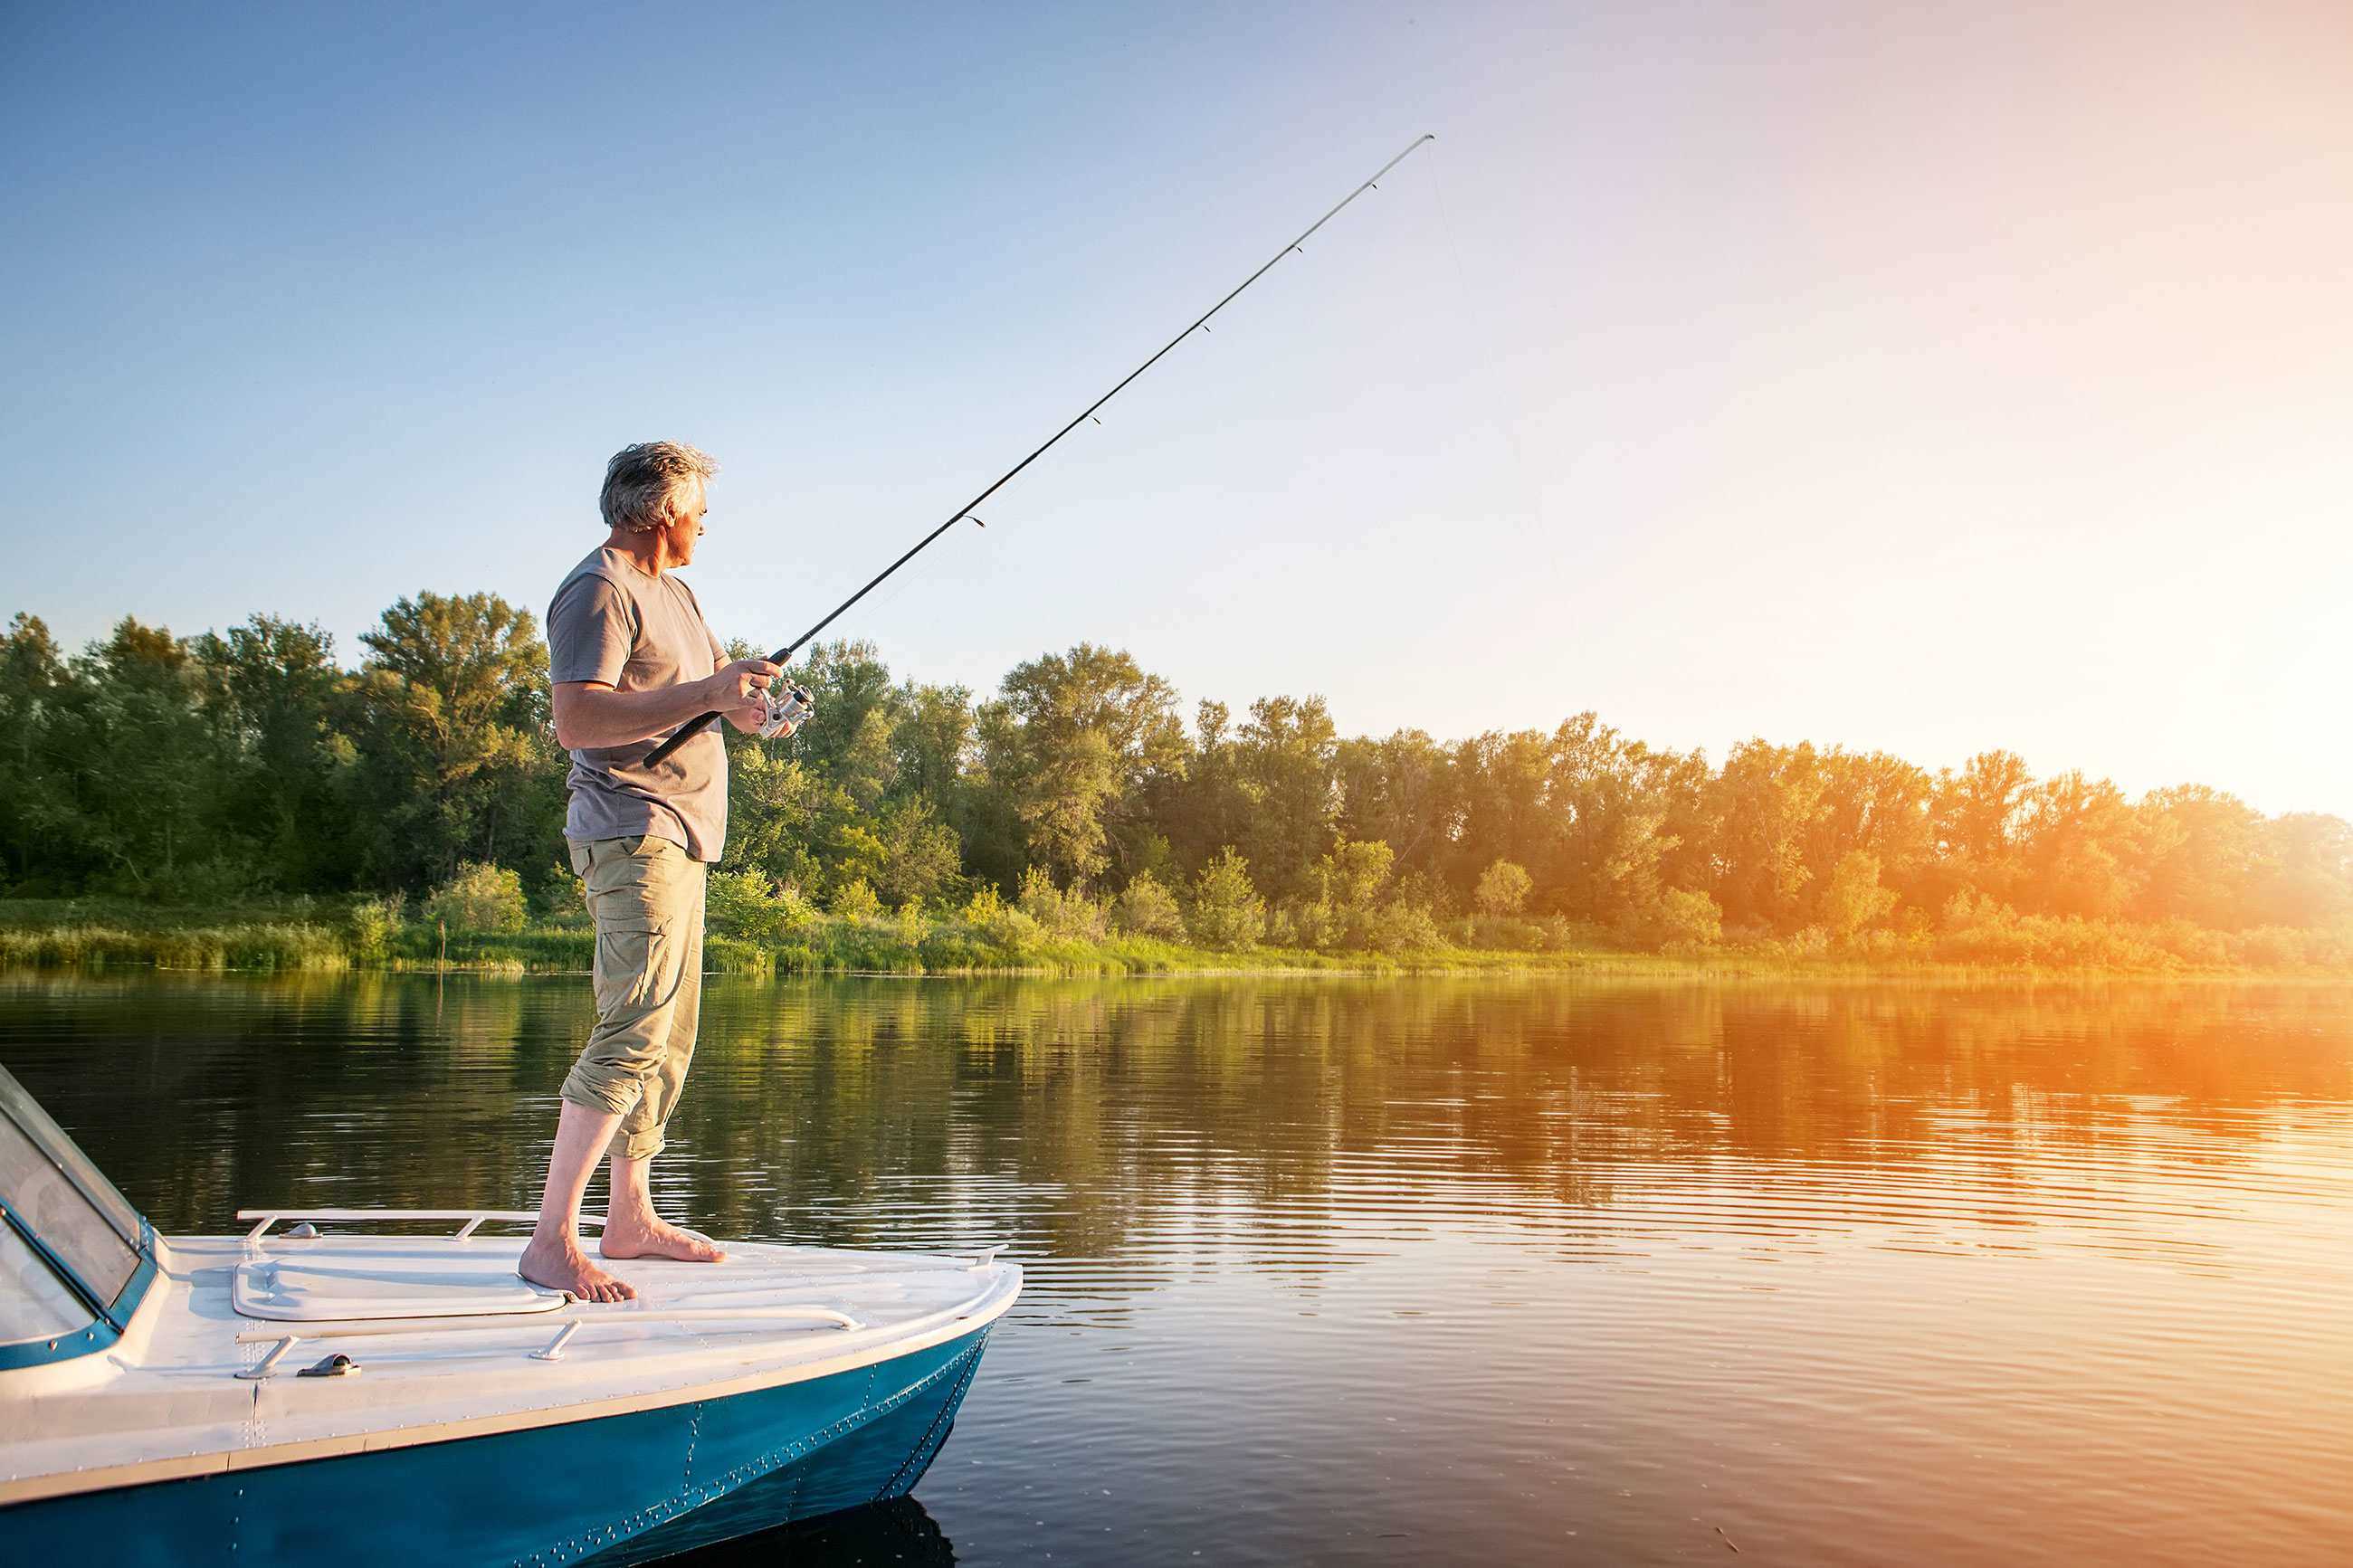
[601,441,717,568]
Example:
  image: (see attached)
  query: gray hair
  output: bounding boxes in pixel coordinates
[600,441,718,533]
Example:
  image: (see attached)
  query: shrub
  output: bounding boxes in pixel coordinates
[960,887,1043,953]
[1533,914,1593,952]
[1464,914,1543,950]
[917,926,998,970]
[1360,898,1443,953]
[1291,899,1344,951]
[828,878,881,921]
[1311,838,1396,910]
[348,893,405,961]
[529,857,584,919]
[424,863,527,935]
[1017,867,1111,943]
[1624,888,1722,952]
[1186,848,1266,951]
[1474,859,1533,917]
[1112,871,1185,939]
[708,871,817,945]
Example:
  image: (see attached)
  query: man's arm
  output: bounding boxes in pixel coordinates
[552,659,781,750]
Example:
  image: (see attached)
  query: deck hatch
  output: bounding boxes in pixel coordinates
[233,1252,570,1322]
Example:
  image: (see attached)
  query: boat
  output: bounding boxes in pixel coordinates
[0,1065,1020,1564]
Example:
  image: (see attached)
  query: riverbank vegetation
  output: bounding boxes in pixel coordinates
[3,601,2348,976]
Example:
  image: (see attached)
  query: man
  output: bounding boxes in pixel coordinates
[517,441,791,1303]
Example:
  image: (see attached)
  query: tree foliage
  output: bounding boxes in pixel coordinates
[3,598,2347,965]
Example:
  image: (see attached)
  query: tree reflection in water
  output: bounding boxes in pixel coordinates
[6,974,2351,1564]
[5,974,2346,1268]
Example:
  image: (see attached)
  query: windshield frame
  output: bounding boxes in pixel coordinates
[0,1066,158,1371]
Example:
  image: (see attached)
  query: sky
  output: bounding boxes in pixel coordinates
[5,1,2348,818]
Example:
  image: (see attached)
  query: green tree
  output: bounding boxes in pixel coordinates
[0,613,72,889]
[1231,695,1339,902]
[1819,850,1899,939]
[1624,887,1722,951]
[1311,835,1396,911]
[2251,813,2353,930]
[1448,728,1557,893]
[193,615,351,889]
[1932,750,2033,903]
[424,861,528,933]
[1708,740,1827,931]
[1186,847,1266,951]
[43,619,230,894]
[1475,859,1533,916]
[348,592,559,886]
[1807,749,1935,913]
[1113,870,1185,938]
[2133,784,2264,928]
[984,644,1185,886]
[2017,770,2139,918]
[1333,727,1453,879]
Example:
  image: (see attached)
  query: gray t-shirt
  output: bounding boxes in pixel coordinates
[547,546,729,861]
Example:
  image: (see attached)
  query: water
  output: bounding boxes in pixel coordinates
[5,973,2351,1565]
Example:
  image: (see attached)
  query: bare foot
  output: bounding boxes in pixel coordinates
[600,1212,728,1264]
[519,1233,637,1302]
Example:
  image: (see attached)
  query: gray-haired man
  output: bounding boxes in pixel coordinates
[518,441,791,1303]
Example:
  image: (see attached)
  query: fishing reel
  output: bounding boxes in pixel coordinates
[758,681,815,740]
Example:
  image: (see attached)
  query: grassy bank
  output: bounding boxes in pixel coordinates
[1,897,2347,980]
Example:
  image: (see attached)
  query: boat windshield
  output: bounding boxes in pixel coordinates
[0,1067,148,1316]
[1,1222,93,1346]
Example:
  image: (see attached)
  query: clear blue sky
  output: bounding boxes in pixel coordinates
[5,2,2348,816]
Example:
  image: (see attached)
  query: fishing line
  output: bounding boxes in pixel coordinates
[645,134,1439,766]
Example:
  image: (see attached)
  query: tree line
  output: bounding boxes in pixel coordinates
[4,596,2348,960]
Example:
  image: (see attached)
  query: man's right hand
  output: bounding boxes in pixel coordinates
[704,659,784,725]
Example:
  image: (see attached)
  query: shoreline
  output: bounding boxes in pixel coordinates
[2,905,2347,983]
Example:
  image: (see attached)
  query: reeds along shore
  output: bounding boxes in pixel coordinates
[2,894,2347,978]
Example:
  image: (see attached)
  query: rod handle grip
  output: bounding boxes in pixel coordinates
[643,710,721,767]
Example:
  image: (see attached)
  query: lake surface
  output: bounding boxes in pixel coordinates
[5,973,2351,1564]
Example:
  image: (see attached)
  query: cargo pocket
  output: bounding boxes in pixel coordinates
[593,921,667,1018]
[586,840,679,1022]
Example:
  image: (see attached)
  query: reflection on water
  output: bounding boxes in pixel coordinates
[5,974,2351,1564]
[659,1496,953,1565]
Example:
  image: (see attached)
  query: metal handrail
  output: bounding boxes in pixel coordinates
[237,1209,609,1244]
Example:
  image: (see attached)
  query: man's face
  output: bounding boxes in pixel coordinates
[665,487,710,566]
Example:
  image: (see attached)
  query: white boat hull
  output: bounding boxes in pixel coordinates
[4,1227,1020,1566]
[8,1315,996,1565]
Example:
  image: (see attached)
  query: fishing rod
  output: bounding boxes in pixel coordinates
[645,132,1437,767]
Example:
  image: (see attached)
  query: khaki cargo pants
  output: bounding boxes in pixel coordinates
[559,834,708,1162]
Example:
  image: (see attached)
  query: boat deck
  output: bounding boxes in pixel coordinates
[4,1221,1019,1505]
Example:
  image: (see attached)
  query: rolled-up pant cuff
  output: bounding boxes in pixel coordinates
[560,1066,641,1117]
[610,1126,667,1163]
[556,1075,670,1163]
